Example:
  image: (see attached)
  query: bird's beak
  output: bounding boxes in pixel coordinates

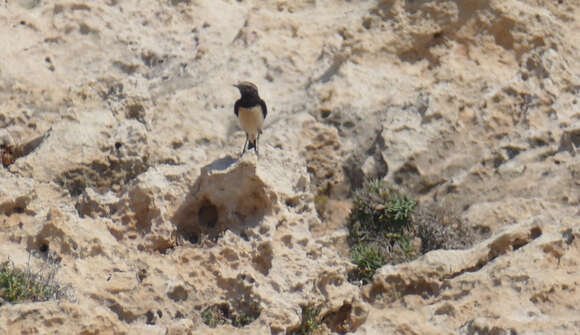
[233,84,239,88]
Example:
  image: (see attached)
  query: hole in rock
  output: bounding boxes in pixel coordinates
[136,268,147,283]
[184,232,199,244]
[530,226,542,239]
[320,109,331,118]
[39,243,49,253]
[322,302,365,333]
[145,310,155,325]
[198,200,218,228]
[562,228,574,245]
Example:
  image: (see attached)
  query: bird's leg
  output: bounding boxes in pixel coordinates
[255,129,263,157]
[242,133,248,155]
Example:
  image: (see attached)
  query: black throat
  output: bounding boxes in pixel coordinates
[238,92,261,108]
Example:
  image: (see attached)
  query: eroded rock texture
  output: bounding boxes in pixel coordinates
[0,0,578,334]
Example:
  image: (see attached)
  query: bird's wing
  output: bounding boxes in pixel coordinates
[259,99,268,119]
[234,100,240,117]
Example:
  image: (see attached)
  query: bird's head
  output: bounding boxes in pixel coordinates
[234,81,259,97]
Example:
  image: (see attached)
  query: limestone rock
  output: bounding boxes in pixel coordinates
[0,176,36,215]
[0,0,579,333]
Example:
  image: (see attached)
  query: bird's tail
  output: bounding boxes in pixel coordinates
[247,139,256,150]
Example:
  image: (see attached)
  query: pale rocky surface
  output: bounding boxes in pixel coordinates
[0,0,579,334]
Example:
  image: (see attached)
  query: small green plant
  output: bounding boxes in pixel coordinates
[232,312,256,327]
[346,179,418,283]
[349,244,385,284]
[0,260,64,304]
[201,299,261,328]
[348,180,416,244]
[290,305,321,335]
[201,305,228,328]
[231,298,261,327]
[387,193,416,226]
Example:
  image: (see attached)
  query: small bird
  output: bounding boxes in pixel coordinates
[233,81,267,156]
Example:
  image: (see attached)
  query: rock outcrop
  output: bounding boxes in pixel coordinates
[0,0,578,334]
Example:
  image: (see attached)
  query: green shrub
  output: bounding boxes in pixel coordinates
[0,260,65,304]
[347,179,418,282]
[347,179,416,245]
[346,178,475,285]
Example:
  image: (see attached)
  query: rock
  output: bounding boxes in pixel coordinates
[558,127,580,156]
[0,176,36,215]
[76,188,121,218]
[110,167,177,252]
[26,207,113,259]
[0,0,579,333]
[173,146,307,245]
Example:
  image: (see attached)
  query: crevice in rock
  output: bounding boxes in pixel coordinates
[306,53,349,88]
[446,225,543,280]
[1,130,51,168]
[366,225,543,304]
[343,128,388,193]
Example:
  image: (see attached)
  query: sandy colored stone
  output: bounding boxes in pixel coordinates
[0,0,579,334]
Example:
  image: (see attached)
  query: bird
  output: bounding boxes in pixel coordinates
[233,81,267,156]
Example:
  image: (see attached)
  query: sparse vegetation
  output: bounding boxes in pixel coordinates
[0,260,65,304]
[347,180,417,246]
[413,203,476,253]
[347,179,474,284]
[201,299,261,328]
[349,244,385,284]
[231,298,261,328]
[201,304,229,328]
[290,304,322,335]
[347,179,418,283]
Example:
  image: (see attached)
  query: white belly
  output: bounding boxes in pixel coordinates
[238,105,264,141]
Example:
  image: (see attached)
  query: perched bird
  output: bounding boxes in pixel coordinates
[233,81,267,156]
